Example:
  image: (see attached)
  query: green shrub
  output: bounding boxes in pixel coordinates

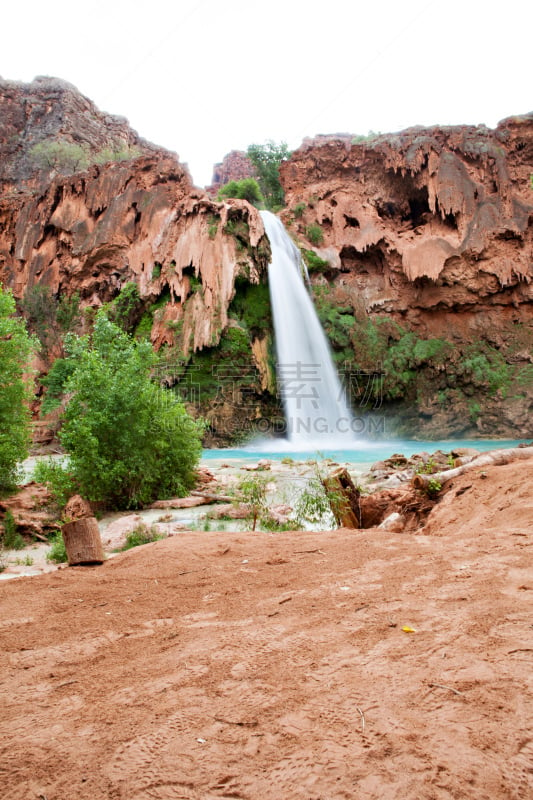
[57,312,203,509]
[294,476,335,528]
[293,202,306,218]
[29,140,89,174]
[33,458,79,509]
[107,282,143,333]
[41,357,76,416]
[94,145,141,164]
[229,281,272,337]
[303,249,329,272]
[218,178,264,207]
[455,344,510,396]
[351,131,380,144]
[2,510,24,550]
[425,478,442,497]
[0,286,36,493]
[237,475,270,531]
[305,224,324,246]
[207,215,219,239]
[120,523,165,550]
[46,532,68,563]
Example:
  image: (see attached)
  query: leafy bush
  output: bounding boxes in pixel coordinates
[56,312,203,509]
[40,358,76,415]
[425,478,442,497]
[455,344,510,396]
[351,131,380,144]
[2,510,24,550]
[33,458,78,509]
[207,215,219,239]
[305,224,324,246]
[294,476,336,528]
[94,145,141,164]
[30,140,89,174]
[120,523,165,550]
[0,286,36,494]
[237,475,270,531]
[229,281,272,337]
[46,532,68,563]
[303,249,329,273]
[218,178,264,207]
[293,202,306,218]
[107,282,143,334]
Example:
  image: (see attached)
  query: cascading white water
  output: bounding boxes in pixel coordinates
[261,210,354,446]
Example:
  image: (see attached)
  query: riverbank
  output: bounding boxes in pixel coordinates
[1,455,532,798]
[1,441,531,579]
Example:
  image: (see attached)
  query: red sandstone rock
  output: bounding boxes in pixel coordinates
[64,494,94,520]
[281,119,533,313]
[0,76,167,192]
[0,157,269,354]
[0,482,59,537]
[208,150,256,194]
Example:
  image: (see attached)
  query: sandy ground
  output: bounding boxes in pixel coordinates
[1,460,532,799]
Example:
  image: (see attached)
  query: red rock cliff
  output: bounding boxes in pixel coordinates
[280,117,533,436]
[0,76,166,192]
[281,117,532,330]
[0,155,268,355]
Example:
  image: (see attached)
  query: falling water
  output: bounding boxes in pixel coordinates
[261,210,354,446]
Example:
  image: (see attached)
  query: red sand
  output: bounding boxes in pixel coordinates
[1,460,532,799]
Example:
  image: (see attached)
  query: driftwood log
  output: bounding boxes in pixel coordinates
[412,446,533,490]
[62,517,105,565]
[322,467,362,528]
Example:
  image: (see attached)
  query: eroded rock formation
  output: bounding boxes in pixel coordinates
[0,78,275,445]
[1,73,531,442]
[0,156,269,356]
[280,116,533,437]
[281,117,532,328]
[0,76,165,191]
[208,150,256,194]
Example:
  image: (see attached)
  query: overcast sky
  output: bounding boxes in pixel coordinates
[3,0,531,186]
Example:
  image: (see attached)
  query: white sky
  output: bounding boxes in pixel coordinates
[3,0,531,187]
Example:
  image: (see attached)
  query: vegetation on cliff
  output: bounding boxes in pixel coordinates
[246,141,291,210]
[218,178,264,207]
[0,286,35,493]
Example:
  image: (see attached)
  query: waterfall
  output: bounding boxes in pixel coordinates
[261,210,354,446]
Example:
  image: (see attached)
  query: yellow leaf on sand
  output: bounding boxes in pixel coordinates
[402,625,417,633]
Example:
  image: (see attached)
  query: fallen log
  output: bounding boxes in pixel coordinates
[412,446,533,490]
[322,467,362,528]
[190,491,234,503]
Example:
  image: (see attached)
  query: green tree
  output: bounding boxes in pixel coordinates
[246,141,291,210]
[29,140,89,175]
[218,178,264,207]
[237,474,270,531]
[106,282,143,334]
[0,286,36,494]
[56,312,202,509]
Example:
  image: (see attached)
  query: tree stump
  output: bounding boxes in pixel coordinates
[322,467,362,528]
[62,517,105,565]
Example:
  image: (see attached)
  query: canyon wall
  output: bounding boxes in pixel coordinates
[0,76,166,191]
[1,75,531,442]
[0,78,275,445]
[279,117,533,438]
